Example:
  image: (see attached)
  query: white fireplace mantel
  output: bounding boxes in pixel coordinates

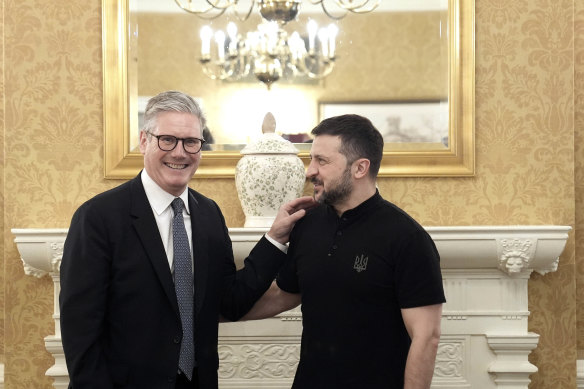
[11,225,571,388]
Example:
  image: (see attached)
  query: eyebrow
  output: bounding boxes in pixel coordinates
[311,152,331,161]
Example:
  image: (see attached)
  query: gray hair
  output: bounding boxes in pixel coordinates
[142,90,206,135]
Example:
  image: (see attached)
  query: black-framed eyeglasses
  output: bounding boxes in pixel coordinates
[146,132,206,154]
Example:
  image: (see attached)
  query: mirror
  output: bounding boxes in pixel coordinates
[103,0,474,178]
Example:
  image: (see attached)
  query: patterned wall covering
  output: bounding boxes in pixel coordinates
[576,0,584,357]
[0,1,581,388]
[0,0,4,369]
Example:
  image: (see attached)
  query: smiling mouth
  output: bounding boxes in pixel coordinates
[165,162,188,170]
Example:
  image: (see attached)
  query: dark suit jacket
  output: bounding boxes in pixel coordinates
[59,174,285,388]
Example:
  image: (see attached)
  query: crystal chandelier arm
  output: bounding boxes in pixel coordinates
[204,0,238,10]
[334,0,380,12]
[200,57,238,80]
[307,0,347,20]
[175,0,255,21]
[192,8,229,19]
[174,0,230,18]
[308,0,380,18]
[299,54,335,79]
[317,2,347,20]
[229,0,255,22]
[306,67,334,79]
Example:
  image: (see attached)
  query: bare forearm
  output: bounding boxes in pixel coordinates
[240,281,301,320]
[401,304,443,389]
[403,335,440,389]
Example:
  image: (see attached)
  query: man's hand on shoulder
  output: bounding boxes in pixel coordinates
[267,196,317,244]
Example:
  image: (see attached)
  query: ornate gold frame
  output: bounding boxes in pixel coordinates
[103,0,474,179]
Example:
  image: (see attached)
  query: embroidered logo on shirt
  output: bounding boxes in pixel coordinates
[353,254,368,272]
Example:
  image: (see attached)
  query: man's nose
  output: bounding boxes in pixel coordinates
[306,161,317,178]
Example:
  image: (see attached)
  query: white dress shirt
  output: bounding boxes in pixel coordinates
[141,170,193,272]
[141,170,287,275]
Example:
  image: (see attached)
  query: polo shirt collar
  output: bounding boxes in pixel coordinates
[328,189,383,220]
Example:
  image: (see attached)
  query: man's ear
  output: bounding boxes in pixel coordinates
[353,158,370,179]
[139,130,148,155]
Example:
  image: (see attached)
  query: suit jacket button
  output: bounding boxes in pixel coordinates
[174,336,181,344]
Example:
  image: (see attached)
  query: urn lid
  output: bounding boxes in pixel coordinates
[240,112,300,155]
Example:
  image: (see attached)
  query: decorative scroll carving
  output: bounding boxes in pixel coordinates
[50,242,64,273]
[218,344,300,379]
[497,238,535,275]
[22,260,47,278]
[18,239,64,278]
[534,256,559,276]
[434,342,464,378]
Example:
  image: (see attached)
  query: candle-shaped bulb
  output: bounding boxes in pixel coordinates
[318,27,329,57]
[200,26,213,57]
[289,31,303,60]
[327,24,338,58]
[227,22,237,39]
[215,30,226,61]
[307,19,317,53]
[227,22,238,53]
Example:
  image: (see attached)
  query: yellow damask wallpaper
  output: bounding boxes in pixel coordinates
[0,0,4,371]
[0,1,582,389]
[576,0,584,357]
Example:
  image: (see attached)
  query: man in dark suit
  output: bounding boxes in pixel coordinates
[59,90,315,389]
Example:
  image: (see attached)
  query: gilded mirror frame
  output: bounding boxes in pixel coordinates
[103,0,474,179]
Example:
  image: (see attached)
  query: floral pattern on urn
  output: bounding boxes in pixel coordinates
[235,113,306,227]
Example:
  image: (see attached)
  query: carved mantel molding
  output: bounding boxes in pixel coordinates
[229,225,570,276]
[12,225,571,388]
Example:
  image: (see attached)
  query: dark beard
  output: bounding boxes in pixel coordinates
[313,166,353,206]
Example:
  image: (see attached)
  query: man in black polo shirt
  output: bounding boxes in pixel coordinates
[243,114,445,388]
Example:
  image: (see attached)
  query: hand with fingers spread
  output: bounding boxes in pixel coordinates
[267,196,318,244]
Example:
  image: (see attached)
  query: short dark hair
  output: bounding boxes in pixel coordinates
[311,114,384,177]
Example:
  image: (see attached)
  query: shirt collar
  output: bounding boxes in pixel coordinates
[141,170,190,216]
[327,189,382,220]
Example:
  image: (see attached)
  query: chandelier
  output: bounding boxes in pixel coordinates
[199,20,338,89]
[174,0,381,21]
[176,0,379,88]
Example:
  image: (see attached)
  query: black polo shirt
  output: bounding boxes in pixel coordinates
[277,191,445,388]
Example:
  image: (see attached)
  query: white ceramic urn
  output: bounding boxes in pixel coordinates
[235,113,307,227]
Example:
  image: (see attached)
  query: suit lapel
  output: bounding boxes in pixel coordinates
[188,191,208,314]
[130,176,180,315]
